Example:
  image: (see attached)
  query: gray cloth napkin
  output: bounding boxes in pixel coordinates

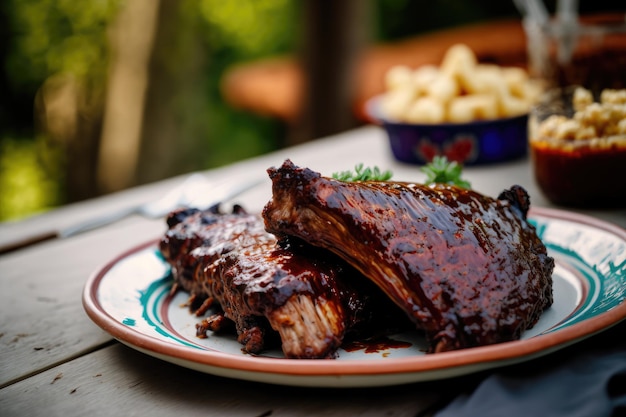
[436,321,626,417]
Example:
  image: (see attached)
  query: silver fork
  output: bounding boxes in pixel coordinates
[0,174,263,254]
[60,174,263,237]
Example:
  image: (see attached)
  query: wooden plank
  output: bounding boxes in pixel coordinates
[0,343,468,416]
[0,218,165,387]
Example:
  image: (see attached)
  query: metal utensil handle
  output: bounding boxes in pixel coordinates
[0,231,59,255]
[58,205,140,238]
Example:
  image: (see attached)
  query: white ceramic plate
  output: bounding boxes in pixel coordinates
[83,207,626,388]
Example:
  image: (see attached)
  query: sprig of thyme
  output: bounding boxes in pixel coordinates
[421,156,471,189]
[332,163,393,182]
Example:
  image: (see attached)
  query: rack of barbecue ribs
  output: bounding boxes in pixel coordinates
[263,159,554,353]
[160,160,554,358]
[159,205,409,359]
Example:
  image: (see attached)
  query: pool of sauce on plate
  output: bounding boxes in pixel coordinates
[342,336,413,355]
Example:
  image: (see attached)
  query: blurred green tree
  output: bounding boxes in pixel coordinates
[1,0,120,219]
[0,0,297,221]
[193,0,299,165]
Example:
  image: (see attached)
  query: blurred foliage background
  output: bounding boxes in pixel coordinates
[2,0,613,222]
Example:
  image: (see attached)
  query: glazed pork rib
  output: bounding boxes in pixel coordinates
[159,205,393,358]
[263,159,554,353]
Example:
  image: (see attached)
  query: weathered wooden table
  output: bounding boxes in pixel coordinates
[1,126,624,417]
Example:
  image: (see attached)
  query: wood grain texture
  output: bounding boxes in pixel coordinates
[0,218,164,387]
[0,343,471,417]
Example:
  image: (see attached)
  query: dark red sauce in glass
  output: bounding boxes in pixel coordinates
[531,140,626,208]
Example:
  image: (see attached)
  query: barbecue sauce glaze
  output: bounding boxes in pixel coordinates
[263,159,554,353]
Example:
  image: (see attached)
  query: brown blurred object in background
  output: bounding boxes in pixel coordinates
[221,18,528,143]
[526,13,626,95]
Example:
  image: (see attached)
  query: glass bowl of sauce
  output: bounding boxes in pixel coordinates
[529,86,626,208]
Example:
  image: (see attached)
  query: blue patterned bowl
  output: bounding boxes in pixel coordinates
[365,96,529,166]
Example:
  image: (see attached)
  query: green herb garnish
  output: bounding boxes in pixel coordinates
[332,163,393,182]
[421,156,471,189]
